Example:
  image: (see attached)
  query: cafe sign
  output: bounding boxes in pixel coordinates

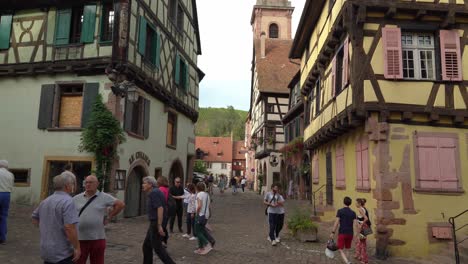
[129,151,151,166]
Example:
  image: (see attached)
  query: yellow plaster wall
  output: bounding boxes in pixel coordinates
[379,81,433,105]
[311,127,377,245]
[385,124,468,257]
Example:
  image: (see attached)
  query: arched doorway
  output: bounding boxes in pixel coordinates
[124,165,148,217]
[169,159,184,186]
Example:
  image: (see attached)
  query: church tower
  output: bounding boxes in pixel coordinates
[250,0,294,40]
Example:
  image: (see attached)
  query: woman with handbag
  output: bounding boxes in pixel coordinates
[193,182,215,255]
[355,198,371,264]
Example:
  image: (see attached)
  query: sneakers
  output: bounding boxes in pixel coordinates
[275,237,280,243]
[194,248,203,254]
[189,236,197,240]
[196,244,212,255]
[271,240,277,246]
[182,234,190,238]
[267,236,271,242]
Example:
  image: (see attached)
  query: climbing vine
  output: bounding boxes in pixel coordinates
[79,94,126,191]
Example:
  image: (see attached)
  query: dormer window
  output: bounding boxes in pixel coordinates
[269,23,278,38]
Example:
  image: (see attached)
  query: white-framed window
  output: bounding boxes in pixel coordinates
[401,32,436,80]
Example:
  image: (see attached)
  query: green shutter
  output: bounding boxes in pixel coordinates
[174,53,180,85]
[80,5,97,43]
[154,33,161,68]
[138,16,147,55]
[55,9,72,45]
[81,83,99,127]
[0,15,13,50]
[143,99,150,139]
[38,84,55,129]
[184,62,189,92]
[124,98,133,132]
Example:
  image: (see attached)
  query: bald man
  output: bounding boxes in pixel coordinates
[72,175,125,264]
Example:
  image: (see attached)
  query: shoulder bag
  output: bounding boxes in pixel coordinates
[79,194,98,217]
[264,193,276,216]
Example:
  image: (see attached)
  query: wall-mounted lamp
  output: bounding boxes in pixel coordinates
[107,68,139,103]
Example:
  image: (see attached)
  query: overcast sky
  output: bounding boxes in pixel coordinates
[196,0,306,111]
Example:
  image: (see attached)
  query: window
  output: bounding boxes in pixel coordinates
[205,162,212,169]
[138,16,161,67]
[10,169,30,187]
[401,32,436,80]
[269,23,278,38]
[169,0,184,31]
[331,38,349,97]
[174,53,189,92]
[37,83,99,129]
[335,146,345,188]
[414,133,461,192]
[355,137,370,190]
[0,14,13,50]
[383,27,462,81]
[167,111,177,147]
[114,169,126,190]
[55,5,97,45]
[285,124,289,144]
[222,163,227,169]
[100,3,114,42]
[124,97,150,139]
[44,160,93,198]
[267,104,275,113]
[315,78,321,117]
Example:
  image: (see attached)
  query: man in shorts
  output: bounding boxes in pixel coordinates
[330,196,357,264]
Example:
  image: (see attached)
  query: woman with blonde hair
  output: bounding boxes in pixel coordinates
[355,198,370,264]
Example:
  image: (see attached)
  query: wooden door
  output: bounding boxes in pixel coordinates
[326,152,333,205]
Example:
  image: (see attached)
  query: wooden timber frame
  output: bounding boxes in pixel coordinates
[301,0,468,151]
[0,0,200,122]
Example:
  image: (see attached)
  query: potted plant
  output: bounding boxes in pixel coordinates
[267,136,275,145]
[287,209,318,242]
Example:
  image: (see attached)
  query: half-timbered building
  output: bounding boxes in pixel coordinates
[0,0,203,218]
[280,71,310,200]
[291,0,468,259]
[247,0,299,193]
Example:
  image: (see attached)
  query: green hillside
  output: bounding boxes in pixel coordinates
[196,106,248,141]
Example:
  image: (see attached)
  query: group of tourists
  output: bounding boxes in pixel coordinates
[19,165,216,264]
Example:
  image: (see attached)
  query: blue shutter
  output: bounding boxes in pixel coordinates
[80,5,97,43]
[55,9,72,45]
[174,53,180,85]
[138,16,147,55]
[0,15,13,50]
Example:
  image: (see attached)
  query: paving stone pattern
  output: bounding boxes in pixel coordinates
[0,188,448,263]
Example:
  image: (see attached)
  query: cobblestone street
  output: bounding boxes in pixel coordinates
[0,187,456,264]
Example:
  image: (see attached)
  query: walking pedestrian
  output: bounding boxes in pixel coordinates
[218,175,226,194]
[354,198,370,264]
[169,177,185,233]
[264,183,285,246]
[32,171,81,264]
[182,183,197,240]
[141,176,175,264]
[241,177,246,192]
[230,177,237,194]
[194,182,215,255]
[157,176,170,245]
[0,160,13,245]
[72,175,125,264]
[329,196,357,264]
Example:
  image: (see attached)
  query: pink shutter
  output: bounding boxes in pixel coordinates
[335,146,345,188]
[331,56,337,97]
[437,137,458,190]
[361,139,370,189]
[355,140,363,188]
[342,37,349,89]
[382,27,403,79]
[440,30,462,81]
[417,137,440,189]
[313,154,319,184]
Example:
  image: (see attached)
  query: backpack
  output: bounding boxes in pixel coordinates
[167,194,177,217]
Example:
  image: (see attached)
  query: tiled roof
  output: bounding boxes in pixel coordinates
[232,141,247,160]
[254,39,300,93]
[195,137,233,162]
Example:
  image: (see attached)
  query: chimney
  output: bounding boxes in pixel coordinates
[260,32,266,58]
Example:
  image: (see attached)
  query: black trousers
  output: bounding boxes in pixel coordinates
[143,222,175,264]
[169,203,183,231]
[268,213,285,241]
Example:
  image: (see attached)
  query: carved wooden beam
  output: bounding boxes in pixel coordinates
[385,7,396,19]
[441,9,455,28]
[357,6,367,24]
[416,10,427,20]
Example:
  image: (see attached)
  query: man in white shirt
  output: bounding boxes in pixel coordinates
[240,178,247,192]
[0,160,14,244]
[263,183,285,246]
[73,175,125,264]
